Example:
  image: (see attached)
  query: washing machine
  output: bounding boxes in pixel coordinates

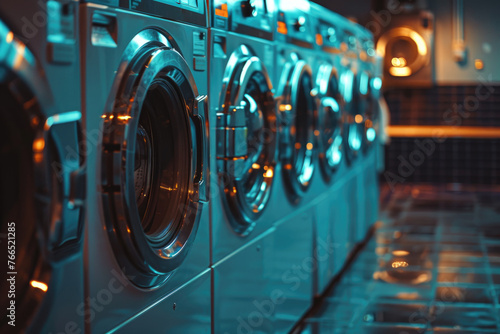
[0,1,85,332]
[273,0,318,208]
[352,25,381,156]
[258,0,319,331]
[81,1,210,332]
[338,20,364,166]
[207,0,283,332]
[311,5,346,186]
[208,0,278,261]
[309,2,352,296]
[349,23,383,242]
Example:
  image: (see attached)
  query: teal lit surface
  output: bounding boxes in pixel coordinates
[372,77,382,91]
[366,128,376,142]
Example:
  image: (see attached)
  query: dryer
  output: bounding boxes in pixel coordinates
[0,1,85,332]
[81,1,210,332]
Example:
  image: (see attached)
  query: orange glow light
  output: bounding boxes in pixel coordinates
[475,59,484,70]
[117,115,132,121]
[264,169,274,178]
[314,130,320,136]
[391,57,407,67]
[252,163,260,169]
[34,153,43,163]
[30,280,48,292]
[389,66,412,77]
[6,31,13,43]
[13,43,25,69]
[279,104,292,112]
[392,250,410,256]
[391,261,409,269]
[33,138,45,152]
[355,114,363,124]
[295,143,301,149]
[387,125,500,139]
[306,143,313,150]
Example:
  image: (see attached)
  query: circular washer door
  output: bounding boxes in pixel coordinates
[216,45,277,236]
[341,66,363,164]
[377,27,429,78]
[315,63,343,182]
[0,23,84,331]
[101,30,207,288]
[278,54,316,204]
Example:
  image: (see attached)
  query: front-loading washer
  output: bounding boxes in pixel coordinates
[0,1,85,332]
[273,0,318,207]
[327,17,369,252]
[352,25,381,156]
[309,2,352,297]
[311,6,347,186]
[339,20,365,166]
[353,24,383,239]
[207,0,283,331]
[263,0,319,330]
[208,0,277,259]
[81,1,210,332]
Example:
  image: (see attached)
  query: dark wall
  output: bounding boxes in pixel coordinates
[311,0,371,20]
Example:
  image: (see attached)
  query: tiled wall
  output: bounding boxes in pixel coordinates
[385,85,500,127]
[383,85,500,185]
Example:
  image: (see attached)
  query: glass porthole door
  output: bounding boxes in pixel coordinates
[216,45,277,236]
[101,30,207,288]
[278,53,317,204]
[316,63,343,182]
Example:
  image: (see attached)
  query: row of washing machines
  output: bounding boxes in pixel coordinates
[0,0,383,333]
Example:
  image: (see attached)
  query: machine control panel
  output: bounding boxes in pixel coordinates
[130,0,207,27]
[276,9,314,47]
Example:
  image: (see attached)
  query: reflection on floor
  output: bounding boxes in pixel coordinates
[300,184,500,334]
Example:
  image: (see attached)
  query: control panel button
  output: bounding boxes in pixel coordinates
[241,0,258,17]
[294,16,306,32]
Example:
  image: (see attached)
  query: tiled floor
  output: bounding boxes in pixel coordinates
[299,184,500,333]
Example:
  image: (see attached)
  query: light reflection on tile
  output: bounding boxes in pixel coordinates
[298,186,500,333]
[430,305,497,330]
[435,285,494,304]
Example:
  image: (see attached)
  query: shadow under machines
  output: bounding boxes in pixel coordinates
[0,0,383,333]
